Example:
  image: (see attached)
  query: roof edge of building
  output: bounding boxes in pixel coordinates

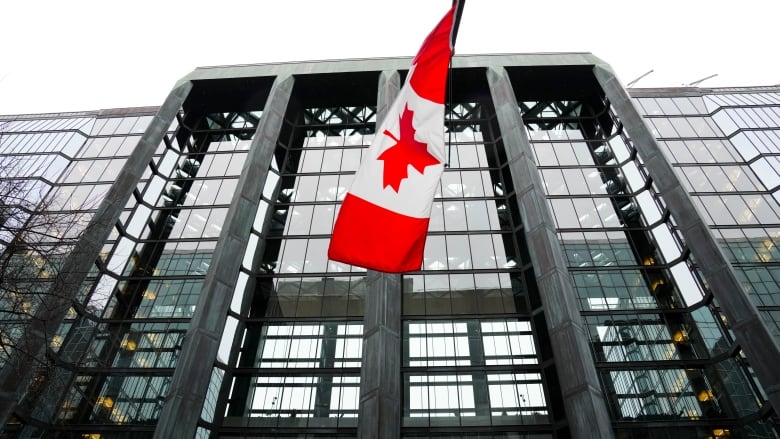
[177,52,605,85]
[0,106,160,121]
[629,84,780,97]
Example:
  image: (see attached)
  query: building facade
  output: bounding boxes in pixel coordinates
[0,54,779,439]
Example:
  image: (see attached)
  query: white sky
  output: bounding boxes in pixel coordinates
[1,0,778,115]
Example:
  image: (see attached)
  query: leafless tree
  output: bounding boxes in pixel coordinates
[0,149,94,428]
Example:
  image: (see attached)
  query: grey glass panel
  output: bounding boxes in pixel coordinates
[746,195,780,224]
[679,166,710,192]
[464,200,491,230]
[724,166,760,191]
[335,174,351,201]
[656,98,681,115]
[443,201,467,231]
[404,372,548,426]
[562,169,588,194]
[541,169,566,195]
[168,208,226,239]
[286,205,313,235]
[133,115,154,133]
[423,235,447,270]
[470,234,497,270]
[704,139,737,162]
[226,153,247,176]
[533,143,558,166]
[441,171,463,197]
[669,118,696,137]
[116,117,138,135]
[456,143,480,167]
[650,118,677,137]
[684,140,714,163]
[561,232,635,267]
[305,238,328,272]
[708,167,734,191]
[150,243,214,276]
[300,149,324,173]
[554,143,578,166]
[341,148,362,172]
[661,140,694,163]
[97,118,122,135]
[548,199,579,229]
[584,169,607,194]
[429,201,445,232]
[751,157,780,189]
[739,267,780,307]
[636,98,662,115]
[446,235,471,270]
[605,368,702,419]
[310,204,336,235]
[279,239,307,273]
[572,142,594,165]
[697,195,733,224]
[321,149,343,172]
[572,198,601,228]
[572,270,660,310]
[722,195,755,225]
[292,176,318,202]
[135,279,204,319]
[461,171,486,197]
[316,175,340,201]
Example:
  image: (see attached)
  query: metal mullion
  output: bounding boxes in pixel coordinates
[401,365,544,374]
[230,367,361,377]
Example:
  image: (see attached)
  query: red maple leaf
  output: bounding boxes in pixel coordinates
[377,104,440,192]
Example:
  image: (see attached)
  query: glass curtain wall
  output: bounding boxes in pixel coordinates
[525,93,777,438]
[1,114,98,432]
[0,114,96,363]
[400,99,563,439]
[33,109,260,437]
[0,112,150,434]
[208,101,376,437]
[636,93,780,346]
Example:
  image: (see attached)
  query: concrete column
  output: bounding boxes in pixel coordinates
[593,64,780,415]
[357,70,402,439]
[0,82,192,429]
[153,74,294,439]
[486,66,616,439]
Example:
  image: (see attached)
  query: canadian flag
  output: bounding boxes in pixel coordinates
[328,3,458,273]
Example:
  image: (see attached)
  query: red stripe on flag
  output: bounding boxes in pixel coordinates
[409,4,455,104]
[328,193,429,273]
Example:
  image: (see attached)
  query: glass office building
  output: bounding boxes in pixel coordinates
[0,54,779,439]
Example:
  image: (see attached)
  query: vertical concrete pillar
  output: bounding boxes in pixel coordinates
[357,70,402,439]
[593,64,780,414]
[153,74,294,439]
[0,82,193,429]
[486,66,615,439]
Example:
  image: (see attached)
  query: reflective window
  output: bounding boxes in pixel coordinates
[677,165,764,192]
[635,97,708,116]
[751,157,780,189]
[403,320,549,428]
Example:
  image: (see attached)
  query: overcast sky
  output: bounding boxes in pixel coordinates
[1,0,777,115]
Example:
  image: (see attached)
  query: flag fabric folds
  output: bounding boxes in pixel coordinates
[328,4,457,273]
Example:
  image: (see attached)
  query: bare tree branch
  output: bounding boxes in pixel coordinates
[0,152,97,426]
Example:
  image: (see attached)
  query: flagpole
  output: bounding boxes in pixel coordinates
[446,0,465,167]
[451,0,465,47]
